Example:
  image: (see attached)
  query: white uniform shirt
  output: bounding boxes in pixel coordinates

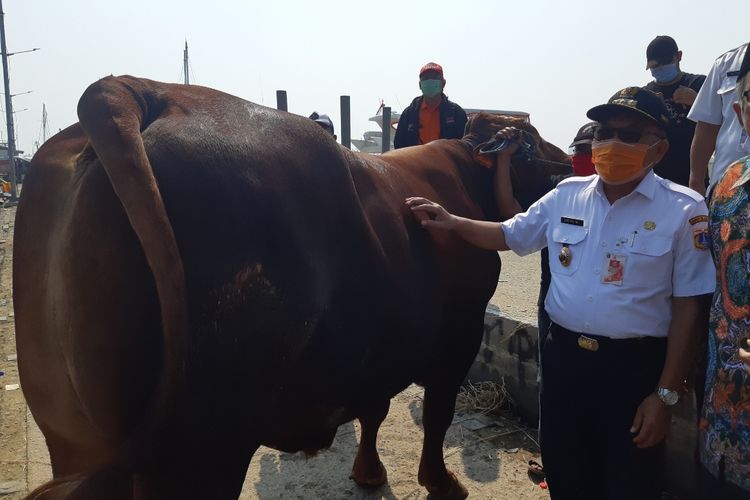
[688,43,748,188]
[501,172,716,339]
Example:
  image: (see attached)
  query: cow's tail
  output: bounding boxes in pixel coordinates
[32,76,188,498]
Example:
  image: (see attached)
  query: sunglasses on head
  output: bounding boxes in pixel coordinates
[593,124,665,144]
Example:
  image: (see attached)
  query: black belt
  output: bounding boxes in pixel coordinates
[549,322,667,353]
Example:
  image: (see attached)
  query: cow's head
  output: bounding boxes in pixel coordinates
[462,112,571,193]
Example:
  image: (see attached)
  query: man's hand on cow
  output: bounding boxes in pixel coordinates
[630,393,671,448]
[673,86,698,107]
[405,197,458,230]
[494,127,521,157]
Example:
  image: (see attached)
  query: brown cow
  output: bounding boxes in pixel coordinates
[14,76,569,499]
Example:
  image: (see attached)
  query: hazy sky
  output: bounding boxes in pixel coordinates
[3,0,748,156]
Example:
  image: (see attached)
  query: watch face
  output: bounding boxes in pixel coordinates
[659,388,679,406]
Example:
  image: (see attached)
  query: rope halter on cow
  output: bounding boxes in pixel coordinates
[477,129,571,172]
[478,129,537,162]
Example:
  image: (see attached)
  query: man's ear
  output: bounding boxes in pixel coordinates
[441,78,446,90]
[652,138,670,165]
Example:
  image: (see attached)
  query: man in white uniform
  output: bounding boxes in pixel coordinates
[688,43,749,195]
[407,87,716,500]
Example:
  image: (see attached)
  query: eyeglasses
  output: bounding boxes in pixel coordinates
[593,125,665,144]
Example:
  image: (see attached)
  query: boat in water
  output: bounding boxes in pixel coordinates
[351,102,400,154]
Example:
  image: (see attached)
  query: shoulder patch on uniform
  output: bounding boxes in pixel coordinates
[689,215,708,225]
[657,177,705,202]
[693,228,710,250]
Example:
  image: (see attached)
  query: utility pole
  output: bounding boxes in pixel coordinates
[0,1,39,202]
[183,41,189,85]
[0,0,17,201]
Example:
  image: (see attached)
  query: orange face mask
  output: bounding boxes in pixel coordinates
[591,140,658,185]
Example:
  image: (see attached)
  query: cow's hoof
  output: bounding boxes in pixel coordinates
[350,460,388,488]
[420,470,468,500]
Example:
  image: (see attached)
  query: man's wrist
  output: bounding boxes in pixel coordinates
[451,215,467,232]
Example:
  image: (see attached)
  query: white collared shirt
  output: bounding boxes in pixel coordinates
[501,172,716,339]
[688,43,748,187]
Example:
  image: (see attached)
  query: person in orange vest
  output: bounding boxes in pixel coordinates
[394,62,467,149]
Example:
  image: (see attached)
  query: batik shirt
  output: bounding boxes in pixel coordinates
[701,156,750,491]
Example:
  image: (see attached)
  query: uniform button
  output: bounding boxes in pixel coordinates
[600,241,606,247]
[587,295,593,302]
[584,322,591,328]
[594,268,601,275]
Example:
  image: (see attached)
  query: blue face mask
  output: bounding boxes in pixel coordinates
[650,63,679,83]
[420,79,443,98]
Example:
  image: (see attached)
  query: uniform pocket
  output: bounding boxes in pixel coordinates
[550,225,588,276]
[625,234,673,287]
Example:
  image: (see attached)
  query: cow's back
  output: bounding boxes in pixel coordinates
[15,79,443,466]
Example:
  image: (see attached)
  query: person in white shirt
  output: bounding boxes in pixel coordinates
[688,43,749,195]
[407,87,715,500]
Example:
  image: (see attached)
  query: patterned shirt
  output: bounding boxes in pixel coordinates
[701,156,750,491]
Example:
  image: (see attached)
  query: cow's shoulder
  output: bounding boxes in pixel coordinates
[655,177,704,203]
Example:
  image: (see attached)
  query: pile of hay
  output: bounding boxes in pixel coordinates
[455,379,512,415]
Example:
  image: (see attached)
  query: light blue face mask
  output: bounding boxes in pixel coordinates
[420,79,443,98]
[650,63,679,83]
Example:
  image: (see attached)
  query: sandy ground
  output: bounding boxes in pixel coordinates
[490,252,542,326]
[0,203,548,499]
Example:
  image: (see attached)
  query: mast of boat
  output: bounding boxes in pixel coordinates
[183,41,189,85]
[42,103,47,143]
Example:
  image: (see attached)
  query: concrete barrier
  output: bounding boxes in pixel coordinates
[467,304,698,498]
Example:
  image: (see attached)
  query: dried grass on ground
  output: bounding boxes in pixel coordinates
[455,379,513,416]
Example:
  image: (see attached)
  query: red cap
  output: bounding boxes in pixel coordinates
[419,62,443,78]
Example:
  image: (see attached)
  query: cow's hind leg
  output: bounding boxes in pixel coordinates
[350,399,390,488]
[417,384,468,500]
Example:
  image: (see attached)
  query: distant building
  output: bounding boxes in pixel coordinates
[0,143,28,180]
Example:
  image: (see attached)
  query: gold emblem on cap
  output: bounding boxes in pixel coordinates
[619,87,639,98]
[559,245,572,267]
[612,98,637,108]
[644,221,656,231]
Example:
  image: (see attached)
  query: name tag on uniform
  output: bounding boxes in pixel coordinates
[602,253,626,286]
[561,217,584,226]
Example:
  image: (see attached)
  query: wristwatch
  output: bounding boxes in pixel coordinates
[656,387,680,406]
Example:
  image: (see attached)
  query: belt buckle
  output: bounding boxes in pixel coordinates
[577,335,599,352]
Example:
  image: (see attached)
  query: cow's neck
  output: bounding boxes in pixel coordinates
[450,141,499,222]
